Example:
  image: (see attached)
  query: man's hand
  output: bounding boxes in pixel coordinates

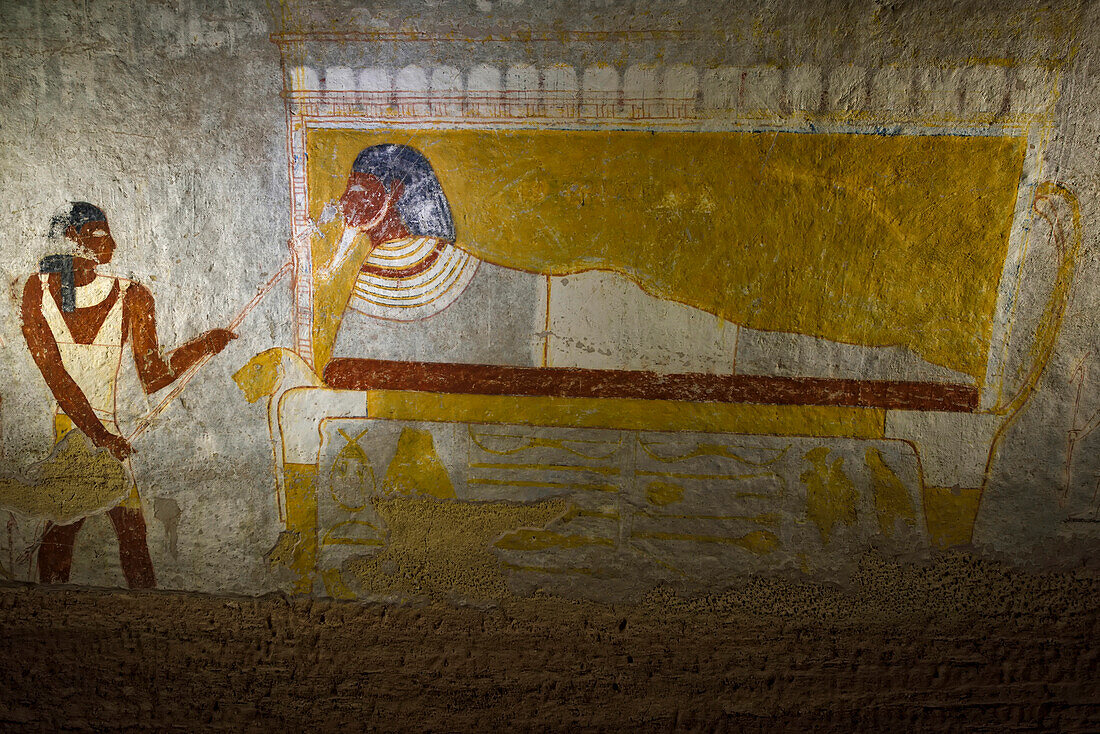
[202,328,238,356]
[101,433,135,461]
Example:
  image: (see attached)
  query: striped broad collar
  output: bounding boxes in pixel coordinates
[361,236,443,279]
[350,236,479,322]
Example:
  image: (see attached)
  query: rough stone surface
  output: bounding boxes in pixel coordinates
[1,554,1097,730]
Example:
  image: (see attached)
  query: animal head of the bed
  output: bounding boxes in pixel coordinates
[233,347,321,403]
[274,33,1067,403]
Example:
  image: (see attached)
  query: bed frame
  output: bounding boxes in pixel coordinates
[257,31,1079,595]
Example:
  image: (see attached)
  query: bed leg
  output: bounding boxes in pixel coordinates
[283,463,319,595]
[921,485,984,548]
[885,411,1000,548]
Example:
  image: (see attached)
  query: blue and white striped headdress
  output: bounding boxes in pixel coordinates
[351,145,455,241]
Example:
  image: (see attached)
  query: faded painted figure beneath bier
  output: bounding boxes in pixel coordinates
[20,203,236,588]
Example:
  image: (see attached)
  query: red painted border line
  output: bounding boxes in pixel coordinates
[323,358,979,412]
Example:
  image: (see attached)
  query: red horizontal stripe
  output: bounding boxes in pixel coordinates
[361,243,443,278]
[323,358,978,412]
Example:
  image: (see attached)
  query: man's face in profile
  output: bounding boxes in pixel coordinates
[68,220,116,264]
[340,172,389,230]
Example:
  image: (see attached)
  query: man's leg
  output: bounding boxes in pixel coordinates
[38,518,85,583]
[107,505,156,589]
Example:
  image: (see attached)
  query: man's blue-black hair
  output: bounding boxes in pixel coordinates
[39,255,75,312]
[48,202,107,241]
[351,145,455,241]
[42,202,107,312]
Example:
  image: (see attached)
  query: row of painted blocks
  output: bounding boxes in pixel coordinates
[287,63,1056,117]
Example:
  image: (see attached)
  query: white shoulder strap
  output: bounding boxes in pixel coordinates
[37,273,72,342]
[89,278,130,346]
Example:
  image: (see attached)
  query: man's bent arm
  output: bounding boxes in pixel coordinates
[125,283,234,394]
[21,277,122,450]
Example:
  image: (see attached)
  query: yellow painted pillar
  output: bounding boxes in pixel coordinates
[922,486,983,548]
[283,463,319,595]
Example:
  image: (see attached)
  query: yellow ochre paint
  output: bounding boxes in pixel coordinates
[494,529,616,551]
[282,463,319,595]
[367,390,886,438]
[801,447,859,545]
[630,529,780,555]
[0,424,132,524]
[381,427,456,499]
[320,568,358,600]
[865,447,918,537]
[636,510,783,526]
[646,479,686,506]
[345,496,567,600]
[307,128,1025,377]
[923,485,983,548]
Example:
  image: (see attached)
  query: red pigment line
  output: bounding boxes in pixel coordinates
[323,358,978,412]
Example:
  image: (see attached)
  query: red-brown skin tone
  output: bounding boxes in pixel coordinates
[21,220,236,461]
[37,505,153,587]
[339,172,408,246]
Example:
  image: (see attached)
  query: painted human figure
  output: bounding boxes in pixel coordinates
[321,144,481,322]
[323,145,540,365]
[21,202,235,587]
[322,144,971,382]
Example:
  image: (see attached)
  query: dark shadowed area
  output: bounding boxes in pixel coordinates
[1,554,1097,731]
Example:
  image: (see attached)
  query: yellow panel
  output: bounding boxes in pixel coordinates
[283,463,319,595]
[307,128,1026,376]
[923,485,983,548]
[366,390,885,439]
[381,427,456,499]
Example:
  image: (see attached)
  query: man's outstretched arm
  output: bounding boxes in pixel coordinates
[21,277,132,459]
[124,282,236,395]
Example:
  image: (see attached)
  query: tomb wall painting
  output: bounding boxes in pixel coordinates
[0,1,1095,598]
[229,26,1086,599]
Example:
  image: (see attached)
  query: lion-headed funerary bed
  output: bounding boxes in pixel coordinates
[236,31,1078,597]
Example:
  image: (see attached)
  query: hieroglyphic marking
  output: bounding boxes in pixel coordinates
[469,429,623,460]
[467,426,626,499]
[637,438,791,466]
[635,510,783,527]
[494,529,615,551]
[645,479,683,506]
[801,447,858,544]
[321,520,384,547]
[468,478,619,492]
[865,447,917,537]
[469,462,621,475]
[327,428,373,512]
[381,427,455,499]
[629,529,779,555]
[636,469,781,481]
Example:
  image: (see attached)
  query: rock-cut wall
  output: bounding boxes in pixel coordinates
[0,0,1097,725]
